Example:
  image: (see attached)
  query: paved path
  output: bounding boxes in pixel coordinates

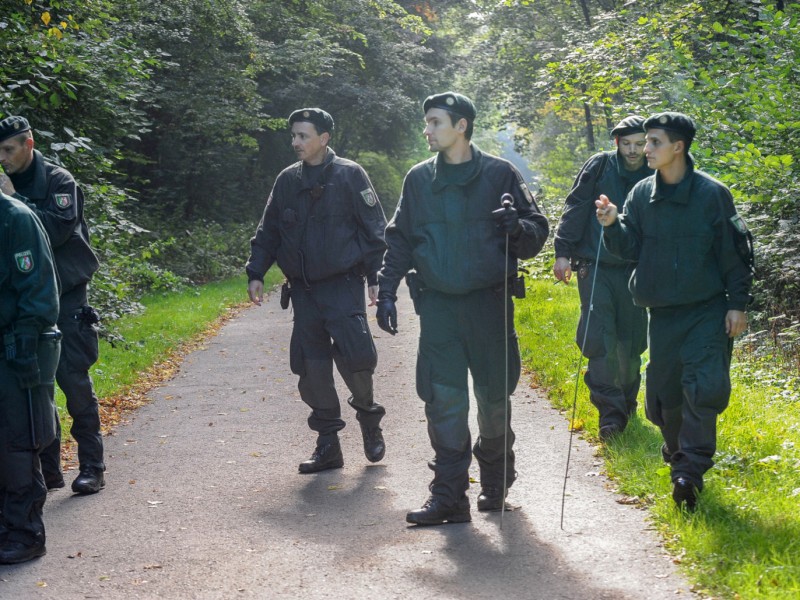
[0,287,694,599]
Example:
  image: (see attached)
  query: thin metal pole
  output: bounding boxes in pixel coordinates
[560,224,604,530]
[501,194,513,529]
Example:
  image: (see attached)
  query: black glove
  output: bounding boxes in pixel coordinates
[9,334,41,389]
[492,205,522,236]
[376,293,398,335]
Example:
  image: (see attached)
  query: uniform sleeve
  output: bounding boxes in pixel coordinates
[26,169,81,249]
[245,189,281,282]
[553,154,604,258]
[8,207,59,337]
[378,175,415,297]
[506,166,549,260]
[351,165,388,285]
[603,190,642,261]
[715,189,753,311]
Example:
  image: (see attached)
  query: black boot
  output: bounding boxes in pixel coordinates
[298,439,344,474]
[72,466,105,495]
[406,496,471,526]
[349,398,386,463]
[0,540,46,564]
[672,477,699,511]
[477,485,508,511]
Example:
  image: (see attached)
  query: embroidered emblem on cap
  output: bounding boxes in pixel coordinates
[53,193,72,209]
[14,250,34,273]
[446,97,455,106]
[659,115,668,124]
[303,111,310,118]
[360,188,377,207]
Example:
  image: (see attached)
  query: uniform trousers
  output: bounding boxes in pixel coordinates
[40,284,103,476]
[415,286,520,505]
[289,273,380,442]
[646,296,732,489]
[576,263,647,428]
[0,352,57,545]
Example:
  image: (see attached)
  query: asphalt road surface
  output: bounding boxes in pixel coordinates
[0,286,694,599]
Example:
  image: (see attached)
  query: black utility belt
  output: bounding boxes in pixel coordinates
[3,329,62,361]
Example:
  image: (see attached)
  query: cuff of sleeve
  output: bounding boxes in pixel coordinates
[367,273,378,286]
[246,268,264,283]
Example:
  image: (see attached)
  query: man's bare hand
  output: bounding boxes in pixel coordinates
[248,280,264,306]
[553,257,572,283]
[0,172,15,196]
[595,194,618,227]
[726,310,747,338]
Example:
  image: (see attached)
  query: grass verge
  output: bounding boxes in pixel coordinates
[517,277,800,599]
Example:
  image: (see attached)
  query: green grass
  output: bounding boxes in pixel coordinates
[517,278,800,599]
[56,270,283,424]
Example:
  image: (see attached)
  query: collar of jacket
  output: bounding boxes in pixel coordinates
[430,143,482,193]
[10,149,48,200]
[650,153,696,205]
[295,147,336,190]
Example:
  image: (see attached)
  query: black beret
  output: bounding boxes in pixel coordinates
[610,115,645,138]
[422,92,476,121]
[288,108,334,134]
[644,112,696,145]
[0,115,31,143]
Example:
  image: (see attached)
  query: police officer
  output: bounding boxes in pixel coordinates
[376,92,549,525]
[246,108,388,473]
[596,112,754,510]
[0,190,61,563]
[553,115,652,441]
[0,116,104,495]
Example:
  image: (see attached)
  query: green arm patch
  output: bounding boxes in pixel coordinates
[15,250,34,273]
[53,193,73,209]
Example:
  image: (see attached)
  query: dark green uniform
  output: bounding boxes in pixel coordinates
[554,151,651,431]
[603,157,752,489]
[0,192,60,558]
[9,149,103,483]
[379,145,549,504]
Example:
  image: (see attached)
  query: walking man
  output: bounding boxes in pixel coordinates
[596,112,754,510]
[0,116,104,495]
[376,92,549,525]
[553,115,652,440]
[246,108,388,473]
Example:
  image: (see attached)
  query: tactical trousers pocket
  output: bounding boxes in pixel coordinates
[289,328,306,377]
[329,313,377,373]
[10,385,57,451]
[416,351,434,404]
[58,318,99,372]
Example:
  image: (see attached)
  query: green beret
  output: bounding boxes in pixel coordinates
[610,115,645,138]
[0,115,31,143]
[288,108,334,134]
[423,92,476,121]
[644,111,696,145]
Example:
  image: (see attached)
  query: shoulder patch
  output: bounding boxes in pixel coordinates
[730,214,748,234]
[14,250,34,273]
[53,193,72,209]
[520,182,534,205]
[360,188,377,207]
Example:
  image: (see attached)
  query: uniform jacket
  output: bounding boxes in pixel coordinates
[379,144,549,295]
[10,150,99,295]
[246,148,388,286]
[603,158,753,310]
[554,150,652,266]
[0,194,59,338]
